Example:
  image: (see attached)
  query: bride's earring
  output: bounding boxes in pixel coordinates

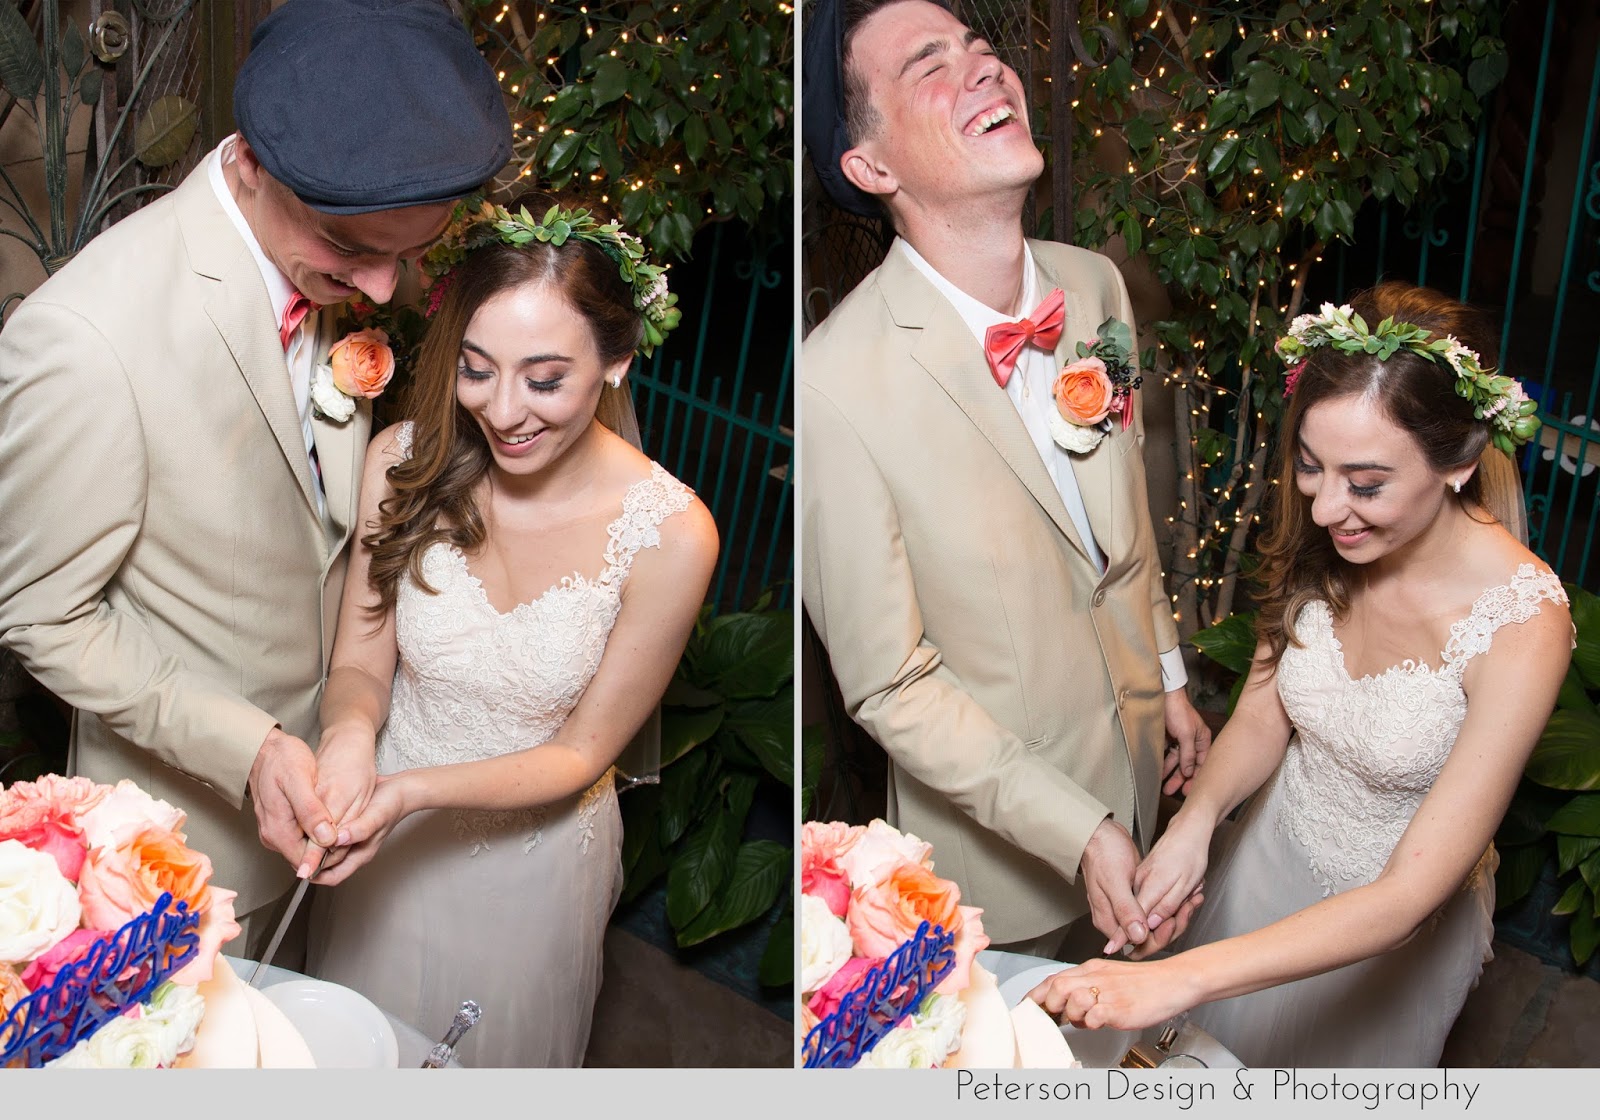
[609,374,623,388]
[1451,479,1463,494]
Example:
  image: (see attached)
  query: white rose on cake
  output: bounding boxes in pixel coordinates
[0,840,81,962]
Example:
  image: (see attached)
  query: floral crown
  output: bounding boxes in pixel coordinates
[1276,302,1541,455]
[419,196,682,358]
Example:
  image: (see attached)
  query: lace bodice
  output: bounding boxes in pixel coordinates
[1274,564,1569,894]
[377,423,693,850]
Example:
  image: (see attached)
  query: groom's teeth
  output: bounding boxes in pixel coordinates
[969,106,1015,135]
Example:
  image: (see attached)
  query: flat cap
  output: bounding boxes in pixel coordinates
[235,0,513,214]
[801,0,881,218]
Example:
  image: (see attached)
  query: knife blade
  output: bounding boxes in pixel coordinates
[249,849,332,988]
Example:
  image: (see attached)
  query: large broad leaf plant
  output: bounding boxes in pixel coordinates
[620,593,793,988]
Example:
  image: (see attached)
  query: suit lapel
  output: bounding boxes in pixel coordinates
[177,170,322,523]
[308,316,362,544]
[1037,252,1124,564]
[882,248,1093,564]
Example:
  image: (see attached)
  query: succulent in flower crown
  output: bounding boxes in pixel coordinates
[1276,302,1541,456]
[419,196,683,358]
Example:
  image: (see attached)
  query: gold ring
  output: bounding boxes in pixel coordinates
[1089,986,1100,1002]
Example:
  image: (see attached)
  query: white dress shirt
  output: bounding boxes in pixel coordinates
[208,136,326,521]
[896,238,1187,691]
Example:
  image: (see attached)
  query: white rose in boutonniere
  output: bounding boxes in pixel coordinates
[312,328,396,423]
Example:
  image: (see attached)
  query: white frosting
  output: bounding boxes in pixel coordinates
[943,963,1018,1068]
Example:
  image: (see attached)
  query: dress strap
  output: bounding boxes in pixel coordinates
[394,419,415,460]
[599,463,694,584]
[1440,563,1569,676]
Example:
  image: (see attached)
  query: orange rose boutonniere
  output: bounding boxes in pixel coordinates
[1047,316,1143,454]
[311,328,395,423]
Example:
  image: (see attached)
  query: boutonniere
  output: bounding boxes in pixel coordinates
[1045,316,1143,454]
[311,327,396,423]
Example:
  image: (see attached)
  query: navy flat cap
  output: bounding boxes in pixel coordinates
[801,0,881,218]
[235,0,512,214]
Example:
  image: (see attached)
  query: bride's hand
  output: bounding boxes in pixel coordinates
[1130,811,1212,952]
[312,772,413,886]
[1027,957,1198,1032]
[308,723,379,856]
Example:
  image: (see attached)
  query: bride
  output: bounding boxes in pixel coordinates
[302,195,718,1067]
[1030,282,1571,1067]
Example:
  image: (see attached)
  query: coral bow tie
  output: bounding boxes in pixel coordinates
[983,287,1065,388]
[278,290,319,351]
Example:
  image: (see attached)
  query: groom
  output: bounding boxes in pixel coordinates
[802,0,1209,957]
[0,0,510,952]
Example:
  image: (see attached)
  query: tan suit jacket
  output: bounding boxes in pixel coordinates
[0,167,368,917]
[802,240,1178,943]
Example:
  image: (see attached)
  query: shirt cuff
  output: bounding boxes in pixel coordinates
[1159,647,1188,692]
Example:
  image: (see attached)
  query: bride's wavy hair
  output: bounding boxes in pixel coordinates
[1254,281,1524,668]
[364,193,644,614]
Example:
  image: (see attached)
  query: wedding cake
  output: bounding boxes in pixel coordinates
[0,774,313,1068]
[800,819,1077,1069]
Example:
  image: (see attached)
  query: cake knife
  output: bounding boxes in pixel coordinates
[249,848,332,988]
[421,1001,482,1068]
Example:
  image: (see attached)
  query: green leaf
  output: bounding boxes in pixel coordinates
[0,0,42,100]
[660,703,724,769]
[1552,877,1588,916]
[1527,708,1600,790]
[1583,851,1600,897]
[696,610,793,699]
[1546,793,1600,837]
[1187,611,1257,676]
[619,185,650,227]
[545,130,585,173]
[683,113,708,164]
[1244,69,1280,118]
[591,57,628,107]
[547,87,586,127]
[675,840,789,947]
[1555,664,1591,712]
[1335,114,1358,156]
[595,131,624,180]
[78,65,101,106]
[758,903,793,987]
[1494,843,1545,909]
[1497,798,1549,847]
[1282,178,1314,223]
[1569,584,1600,687]
[1205,134,1241,177]
[1559,834,1600,874]
[1467,51,1508,98]
[657,747,710,849]
[1572,905,1600,967]
[665,811,738,929]
[724,686,794,787]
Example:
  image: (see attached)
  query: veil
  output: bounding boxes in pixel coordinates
[598,377,663,790]
[1478,445,1530,546]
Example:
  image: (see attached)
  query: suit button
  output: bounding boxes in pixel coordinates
[1117,688,1129,709]
[1092,589,1106,607]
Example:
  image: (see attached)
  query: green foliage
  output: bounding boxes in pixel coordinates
[1067,1,1506,635]
[1493,584,1600,967]
[465,1,792,260]
[620,593,793,983]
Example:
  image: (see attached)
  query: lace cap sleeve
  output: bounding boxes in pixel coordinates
[393,420,415,461]
[600,463,695,583]
[1442,564,1571,674]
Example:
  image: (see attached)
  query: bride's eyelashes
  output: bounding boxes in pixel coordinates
[1293,456,1383,498]
[455,362,564,393]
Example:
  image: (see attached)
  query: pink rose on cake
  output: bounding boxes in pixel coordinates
[800,820,861,917]
[0,774,107,881]
[76,778,184,851]
[848,860,986,995]
[836,818,933,887]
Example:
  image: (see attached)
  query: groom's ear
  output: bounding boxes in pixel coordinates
[840,142,898,202]
[234,136,266,191]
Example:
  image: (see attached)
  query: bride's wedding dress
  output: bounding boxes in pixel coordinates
[1178,564,1568,1067]
[309,423,693,1067]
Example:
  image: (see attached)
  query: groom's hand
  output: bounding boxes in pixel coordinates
[249,727,341,876]
[1079,818,1150,956]
[1161,689,1212,797]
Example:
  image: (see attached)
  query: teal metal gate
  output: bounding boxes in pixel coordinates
[632,222,794,612]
